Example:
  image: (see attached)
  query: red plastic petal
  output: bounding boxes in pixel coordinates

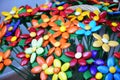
[6,36,12,41]
[31,7,40,15]
[16,52,25,58]
[65,9,74,14]
[83,19,91,24]
[15,28,21,38]
[78,59,86,66]
[114,52,120,59]
[70,58,77,67]
[76,44,84,53]
[83,51,92,59]
[99,11,107,18]
[46,55,54,66]
[65,51,75,58]
[60,11,66,18]
[9,41,18,47]
[37,56,46,66]
[37,28,45,36]
[25,37,32,45]
[28,27,36,32]
[20,58,29,66]
[20,34,30,38]
[90,12,96,19]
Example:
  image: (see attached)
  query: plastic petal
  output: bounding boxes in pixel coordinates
[31,39,37,47]
[89,20,96,28]
[75,29,85,35]
[93,40,103,47]
[97,66,109,74]
[91,25,101,32]
[30,53,36,63]
[107,57,115,67]
[78,65,88,72]
[105,73,113,80]
[102,44,110,52]
[85,31,91,36]
[114,73,120,80]
[78,22,85,28]
[108,41,119,47]
[93,33,102,40]
[25,48,33,54]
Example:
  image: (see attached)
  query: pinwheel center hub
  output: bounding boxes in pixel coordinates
[95,72,103,79]
[32,47,37,52]
[43,35,49,40]
[11,36,17,42]
[75,12,80,16]
[60,25,66,32]
[8,26,13,31]
[109,66,116,73]
[42,64,48,70]
[85,25,91,30]
[54,67,61,74]
[0,56,3,62]
[111,22,118,27]
[75,52,82,59]
[25,54,30,58]
[30,32,36,38]
[93,16,99,21]
[10,10,15,15]
[57,6,64,10]
[102,38,108,44]
[54,41,60,47]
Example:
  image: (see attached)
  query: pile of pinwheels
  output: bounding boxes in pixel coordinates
[1,0,120,80]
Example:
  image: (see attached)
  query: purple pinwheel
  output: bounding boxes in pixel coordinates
[97,57,120,80]
[78,50,104,78]
[5,19,21,36]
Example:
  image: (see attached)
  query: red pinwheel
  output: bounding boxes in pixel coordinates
[50,3,74,17]
[84,11,107,24]
[114,52,120,65]
[20,27,45,45]
[6,28,21,47]
[65,44,92,67]
[16,52,30,66]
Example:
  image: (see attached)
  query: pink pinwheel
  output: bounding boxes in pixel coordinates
[50,3,74,17]
[20,27,45,45]
[65,44,92,67]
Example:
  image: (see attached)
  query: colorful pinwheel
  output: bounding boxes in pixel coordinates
[76,20,102,36]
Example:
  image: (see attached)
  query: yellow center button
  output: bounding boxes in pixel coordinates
[30,32,36,38]
[11,36,17,42]
[60,26,66,32]
[112,22,118,27]
[109,66,116,73]
[8,26,13,31]
[57,6,64,10]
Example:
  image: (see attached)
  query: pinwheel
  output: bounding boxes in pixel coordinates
[50,3,74,17]
[68,8,90,21]
[6,28,21,47]
[76,20,102,36]
[1,6,19,21]
[0,50,12,71]
[20,27,45,45]
[16,52,30,66]
[31,55,54,80]
[39,2,52,11]
[24,37,45,63]
[97,57,120,80]
[93,33,119,52]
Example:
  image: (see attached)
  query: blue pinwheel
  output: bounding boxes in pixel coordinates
[75,20,101,36]
[97,57,120,80]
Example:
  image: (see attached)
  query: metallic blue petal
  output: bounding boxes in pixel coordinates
[91,50,98,58]
[105,73,113,80]
[78,65,88,72]
[89,20,96,28]
[85,31,91,36]
[115,65,120,73]
[114,73,120,80]
[78,22,85,29]
[90,65,97,75]
[94,59,104,65]
[97,66,109,74]
[75,30,85,35]
[91,25,101,32]
[107,57,115,67]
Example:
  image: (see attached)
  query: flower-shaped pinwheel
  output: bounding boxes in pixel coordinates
[54,0,66,6]
[16,52,30,66]
[6,28,21,47]
[18,5,33,17]
[45,59,70,80]
[65,44,92,67]
[84,11,107,24]
[76,20,101,36]
[0,50,12,71]
[5,19,21,36]
[31,55,54,80]
[1,6,19,21]
[97,57,120,80]
[39,2,52,11]
[68,8,90,21]
[25,37,45,63]
[106,20,120,32]
[0,22,7,43]
[78,50,104,80]
[93,33,119,52]
[50,3,74,17]
[20,27,45,45]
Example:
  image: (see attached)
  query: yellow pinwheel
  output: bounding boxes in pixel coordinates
[1,6,19,21]
[67,8,89,21]
[93,33,119,52]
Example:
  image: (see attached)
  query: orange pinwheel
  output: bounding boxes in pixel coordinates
[0,50,12,71]
[0,22,7,43]
[31,55,54,80]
